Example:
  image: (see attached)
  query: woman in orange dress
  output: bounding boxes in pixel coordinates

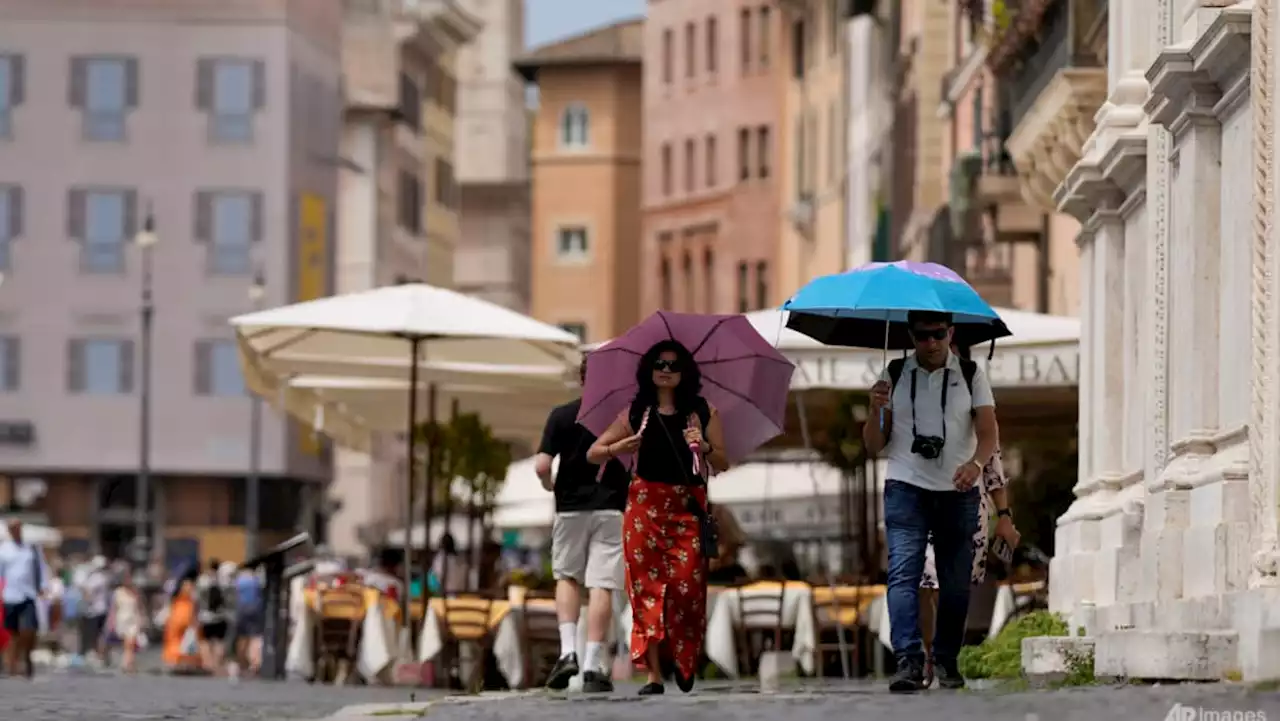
[162,573,201,670]
[588,340,728,696]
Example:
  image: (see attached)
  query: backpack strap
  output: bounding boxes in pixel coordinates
[958,358,978,418]
[886,358,906,390]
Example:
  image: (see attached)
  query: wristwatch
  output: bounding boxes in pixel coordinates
[970,459,983,472]
[996,508,1012,519]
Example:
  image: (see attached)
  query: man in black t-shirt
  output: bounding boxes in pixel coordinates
[534,357,629,693]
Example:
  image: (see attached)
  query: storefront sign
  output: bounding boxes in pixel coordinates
[786,343,1079,390]
[0,422,34,446]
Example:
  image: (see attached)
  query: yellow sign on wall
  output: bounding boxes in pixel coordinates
[296,193,328,457]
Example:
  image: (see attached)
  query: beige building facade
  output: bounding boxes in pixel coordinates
[453,0,531,313]
[329,0,480,555]
[519,20,644,344]
[0,0,344,562]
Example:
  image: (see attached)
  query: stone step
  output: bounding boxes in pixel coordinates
[1021,635,1096,687]
[1093,630,1239,681]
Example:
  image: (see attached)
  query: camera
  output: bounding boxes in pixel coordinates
[911,435,945,460]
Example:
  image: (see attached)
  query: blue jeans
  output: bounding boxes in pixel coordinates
[884,479,980,666]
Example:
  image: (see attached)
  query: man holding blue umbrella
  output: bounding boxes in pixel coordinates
[863,310,999,693]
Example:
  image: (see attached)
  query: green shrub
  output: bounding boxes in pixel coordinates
[957,610,1069,680]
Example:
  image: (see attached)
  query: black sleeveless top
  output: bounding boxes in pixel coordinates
[630,397,711,486]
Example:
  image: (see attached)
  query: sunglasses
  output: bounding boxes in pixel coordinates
[910,327,950,341]
[653,359,683,373]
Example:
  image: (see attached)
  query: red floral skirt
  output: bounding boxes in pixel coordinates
[623,478,708,680]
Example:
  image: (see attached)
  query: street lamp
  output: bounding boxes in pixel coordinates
[245,268,266,558]
[134,207,157,564]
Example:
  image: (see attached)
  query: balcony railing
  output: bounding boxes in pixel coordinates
[991,0,1105,132]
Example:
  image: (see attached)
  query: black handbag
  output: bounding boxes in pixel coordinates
[654,408,720,562]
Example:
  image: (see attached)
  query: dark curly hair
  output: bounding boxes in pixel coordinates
[633,339,703,416]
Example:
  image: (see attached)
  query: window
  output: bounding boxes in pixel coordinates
[68,188,135,274]
[194,190,260,275]
[0,336,18,392]
[556,226,589,259]
[660,255,672,309]
[435,158,458,209]
[828,0,841,56]
[828,101,838,184]
[194,339,244,396]
[705,134,717,187]
[795,117,806,197]
[740,9,752,71]
[738,127,750,181]
[683,251,694,310]
[559,104,589,148]
[792,19,806,80]
[0,185,19,271]
[67,338,134,395]
[71,56,138,142]
[757,125,771,179]
[759,7,772,67]
[398,171,422,233]
[0,54,24,139]
[557,323,587,341]
[972,85,985,151]
[685,22,696,78]
[737,262,749,312]
[703,249,715,313]
[398,71,421,132]
[661,143,673,196]
[756,261,769,309]
[196,58,263,143]
[663,29,674,84]
[706,17,718,74]
[684,138,696,192]
[807,111,818,192]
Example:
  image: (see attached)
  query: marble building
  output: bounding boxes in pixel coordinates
[1046,0,1280,680]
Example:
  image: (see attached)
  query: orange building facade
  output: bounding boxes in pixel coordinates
[517,20,644,344]
[641,0,784,316]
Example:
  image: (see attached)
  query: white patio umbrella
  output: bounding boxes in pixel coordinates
[230,283,581,631]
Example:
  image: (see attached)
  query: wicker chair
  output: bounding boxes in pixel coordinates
[808,585,861,678]
[517,589,559,688]
[311,585,366,685]
[437,593,498,692]
[731,582,788,676]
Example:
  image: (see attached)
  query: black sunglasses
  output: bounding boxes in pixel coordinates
[653,359,683,372]
[910,327,950,341]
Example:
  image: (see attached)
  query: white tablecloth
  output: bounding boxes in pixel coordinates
[705,585,818,678]
[417,593,625,689]
[284,600,401,683]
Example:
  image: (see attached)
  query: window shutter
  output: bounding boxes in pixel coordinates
[195,58,214,110]
[2,338,18,391]
[194,191,211,242]
[8,186,22,239]
[250,191,263,242]
[119,339,135,393]
[68,57,86,108]
[252,60,266,110]
[9,55,24,106]
[194,340,211,395]
[67,189,86,240]
[124,57,139,108]
[66,339,85,393]
[122,189,138,240]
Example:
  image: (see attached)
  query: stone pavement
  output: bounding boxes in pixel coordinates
[2,673,1278,721]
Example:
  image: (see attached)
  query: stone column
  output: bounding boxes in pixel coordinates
[1255,0,1280,585]
[1090,207,1127,482]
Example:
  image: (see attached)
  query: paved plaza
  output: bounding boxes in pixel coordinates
[1,673,1278,721]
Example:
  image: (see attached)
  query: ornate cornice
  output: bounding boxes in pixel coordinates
[1058,134,1148,224]
[1145,7,1252,134]
[1005,68,1107,212]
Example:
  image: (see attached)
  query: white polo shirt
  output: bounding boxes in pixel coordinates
[879,352,995,492]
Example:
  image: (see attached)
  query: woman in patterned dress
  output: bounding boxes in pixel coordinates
[588,340,728,696]
[917,346,1021,686]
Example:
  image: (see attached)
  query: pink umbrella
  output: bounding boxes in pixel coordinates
[578,311,795,464]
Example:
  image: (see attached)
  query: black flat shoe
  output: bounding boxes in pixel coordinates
[638,682,665,696]
[545,653,579,691]
[674,669,695,693]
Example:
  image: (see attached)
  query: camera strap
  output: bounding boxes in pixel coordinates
[909,367,951,444]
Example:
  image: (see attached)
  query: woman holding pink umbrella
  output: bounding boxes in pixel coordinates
[580,311,793,696]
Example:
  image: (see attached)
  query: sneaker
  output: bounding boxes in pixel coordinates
[934,660,966,690]
[582,669,614,693]
[638,681,665,696]
[545,652,579,691]
[888,657,925,693]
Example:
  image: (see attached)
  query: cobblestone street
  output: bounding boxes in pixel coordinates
[2,673,1278,721]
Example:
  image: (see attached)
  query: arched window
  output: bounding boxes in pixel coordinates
[559,104,590,148]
